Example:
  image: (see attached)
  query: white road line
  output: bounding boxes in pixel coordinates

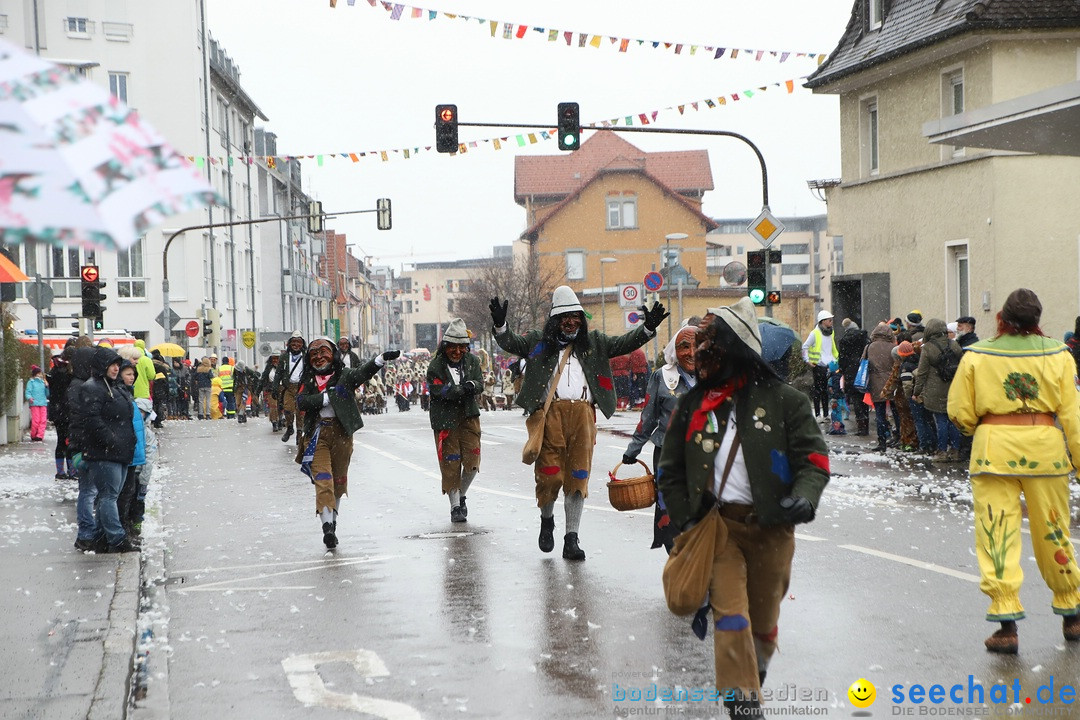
[176,555,397,592]
[179,586,317,592]
[838,544,980,583]
[480,439,502,446]
[172,557,380,574]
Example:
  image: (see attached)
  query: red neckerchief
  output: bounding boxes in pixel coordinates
[315,373,333,392]
[685,377,746,441]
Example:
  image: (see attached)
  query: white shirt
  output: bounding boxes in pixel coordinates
[555,349,592,402]
[449,366,461,384]
[712,406,752,504]
[287,352,305,383]
[801,327,837,367]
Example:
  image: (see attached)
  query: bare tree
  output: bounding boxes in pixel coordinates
[456,251,560,353]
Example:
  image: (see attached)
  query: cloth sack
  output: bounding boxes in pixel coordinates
[521,346,572,465]
[662,506,725,615]
[853,357,870,392]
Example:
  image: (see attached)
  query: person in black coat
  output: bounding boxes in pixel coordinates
[80,347,138,553]
[47,348,75,479]
[837,320,870,435]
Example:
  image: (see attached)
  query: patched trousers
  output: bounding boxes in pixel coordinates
[310,419,353,514]
[971,473,1080,620]
[709,512,795,698]
[434,416,481,494]
[534,399,596,507]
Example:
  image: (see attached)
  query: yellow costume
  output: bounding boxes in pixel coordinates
[210,376,224,420]
[948,334,1080,620]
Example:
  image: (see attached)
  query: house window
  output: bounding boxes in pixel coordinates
[947,243,970,318]
[116,238,147,299]
[868,0,884,29]
[109,72,128,103]
[661,246,681,269]
[943,69,965,157]
[606,196,637,230]
[780,243,809,255]
[65,17,90,35]
[706,245,732,275]
[565,251,585,281]
[447,298,454,313]
[861,97,879,175]
[50,247,95,298]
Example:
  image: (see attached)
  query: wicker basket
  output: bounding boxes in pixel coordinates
[606,460,657,511]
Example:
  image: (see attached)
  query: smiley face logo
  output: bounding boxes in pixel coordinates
[848,678,876,708]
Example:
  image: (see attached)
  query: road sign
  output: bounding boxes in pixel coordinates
[155,308,181,330]
[747,206,786,248]
[625,309,644,329]
[643,271,664,292]
[242,330,256,349]
[185,320,200,338]
[80,265,99,283]
[25,281,54,310]
[618,283,643,308]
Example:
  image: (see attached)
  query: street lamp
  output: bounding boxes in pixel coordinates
[599,257,616,334]
[664,233,688,337]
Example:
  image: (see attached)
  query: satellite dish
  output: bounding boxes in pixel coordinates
[722,261,747,286]
[258,342,272,357]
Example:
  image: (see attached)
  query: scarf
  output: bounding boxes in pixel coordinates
[315,373,334,392]
[685,377,746,441]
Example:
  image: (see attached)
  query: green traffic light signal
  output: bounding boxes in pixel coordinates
[748,288,765,305]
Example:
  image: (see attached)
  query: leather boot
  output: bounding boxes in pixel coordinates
[562,532,585,561]
[984,628,1018,654]
[1064,614,1080,642]
[322,522,338,549]
[538,516,555,553]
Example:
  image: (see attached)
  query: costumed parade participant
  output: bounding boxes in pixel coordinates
[280,332,306,444]
[491,285,664,561]
[295,337,400,550]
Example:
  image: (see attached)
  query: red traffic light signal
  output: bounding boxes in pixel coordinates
[435,104,458,154]
[766,290,782,305]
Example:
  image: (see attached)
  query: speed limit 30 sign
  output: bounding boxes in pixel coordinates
[618,283,643,308]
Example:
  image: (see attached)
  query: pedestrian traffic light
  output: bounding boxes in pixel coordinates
[435,104,458,154]
[202,308,221,348]
[557,102,580,151]
[80,265,106,320]
[746,250,766,306]
[766,290,782,305]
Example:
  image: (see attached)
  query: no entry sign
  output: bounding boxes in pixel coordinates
[185,320,200,338]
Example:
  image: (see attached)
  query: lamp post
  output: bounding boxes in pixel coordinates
[599,257,616,334]
[664,233,688,338]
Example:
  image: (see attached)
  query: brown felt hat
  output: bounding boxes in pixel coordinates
[1001,288,1042,330]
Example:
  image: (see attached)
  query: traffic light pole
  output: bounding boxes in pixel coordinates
[160,207,383,344]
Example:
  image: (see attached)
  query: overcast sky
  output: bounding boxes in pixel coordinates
[206,0,854,268]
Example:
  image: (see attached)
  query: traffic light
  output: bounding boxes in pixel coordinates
[80,265,106,323]
[766,290,782,305]
[307,200,323,234]
[435,104,458,153]
[746,250,766,306]
[202,308,221,348]
[557,102,580,151]
[376,197,392,231]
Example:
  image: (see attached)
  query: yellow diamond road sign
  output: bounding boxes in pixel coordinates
[747,207,785,248]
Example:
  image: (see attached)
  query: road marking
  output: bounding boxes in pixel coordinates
[283,650,423,719]
[479,439,502,446]
[180,586,317,592]
[176,555,397,592]
[172,557,377,574]
[838,544,980,583]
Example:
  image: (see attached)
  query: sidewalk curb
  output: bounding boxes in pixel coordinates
[88,552,140,720]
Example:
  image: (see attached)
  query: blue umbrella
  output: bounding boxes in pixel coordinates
[758,319,798,364]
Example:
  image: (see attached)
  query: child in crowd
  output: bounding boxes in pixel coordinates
[25,365,50,442]
[827,360,847,435]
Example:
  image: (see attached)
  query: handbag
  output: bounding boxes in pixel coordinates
[853,348,870,393]
[521,346,572,465]
[662,432,741,616]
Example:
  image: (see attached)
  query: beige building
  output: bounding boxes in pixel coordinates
[807,1,1080,335]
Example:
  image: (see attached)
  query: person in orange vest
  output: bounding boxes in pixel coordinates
[218,357,235,418]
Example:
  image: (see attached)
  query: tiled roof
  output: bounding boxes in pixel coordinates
[514,130,713,203]
[806,0,1080,89]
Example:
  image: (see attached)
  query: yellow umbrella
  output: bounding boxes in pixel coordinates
[150,342,186,358]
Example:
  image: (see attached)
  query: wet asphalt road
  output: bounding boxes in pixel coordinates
[138,408,1080,719]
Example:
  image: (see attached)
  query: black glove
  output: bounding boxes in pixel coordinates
[778,496,815,524]
[381,350,401,362]
[489,297,508,328]
[621,454,637,467]
[461,380,478,396]
[640,301,669,332]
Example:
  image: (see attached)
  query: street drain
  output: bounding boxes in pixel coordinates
[407,530,488,540]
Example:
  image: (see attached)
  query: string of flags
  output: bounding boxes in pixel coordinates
[185,75,811,167]
[328,0,829,64]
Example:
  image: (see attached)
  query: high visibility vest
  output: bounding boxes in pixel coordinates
[807,328,839,365]
[218,364,234,391]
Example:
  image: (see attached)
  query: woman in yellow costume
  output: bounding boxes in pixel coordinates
[948,288,1080,654]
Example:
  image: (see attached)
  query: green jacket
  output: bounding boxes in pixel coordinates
[426,352,483,431]
[658,379,830,529]
[296,358,380,436]
[494,325,652,419]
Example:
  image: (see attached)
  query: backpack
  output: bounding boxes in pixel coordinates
[934,342,960,383]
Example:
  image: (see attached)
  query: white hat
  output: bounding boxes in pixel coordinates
[443,318,470,344]
[290,330,304,339]
[947,321,958,334]
[550,285,584,317]
[714,297,763,356]
[817,310,834,323]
